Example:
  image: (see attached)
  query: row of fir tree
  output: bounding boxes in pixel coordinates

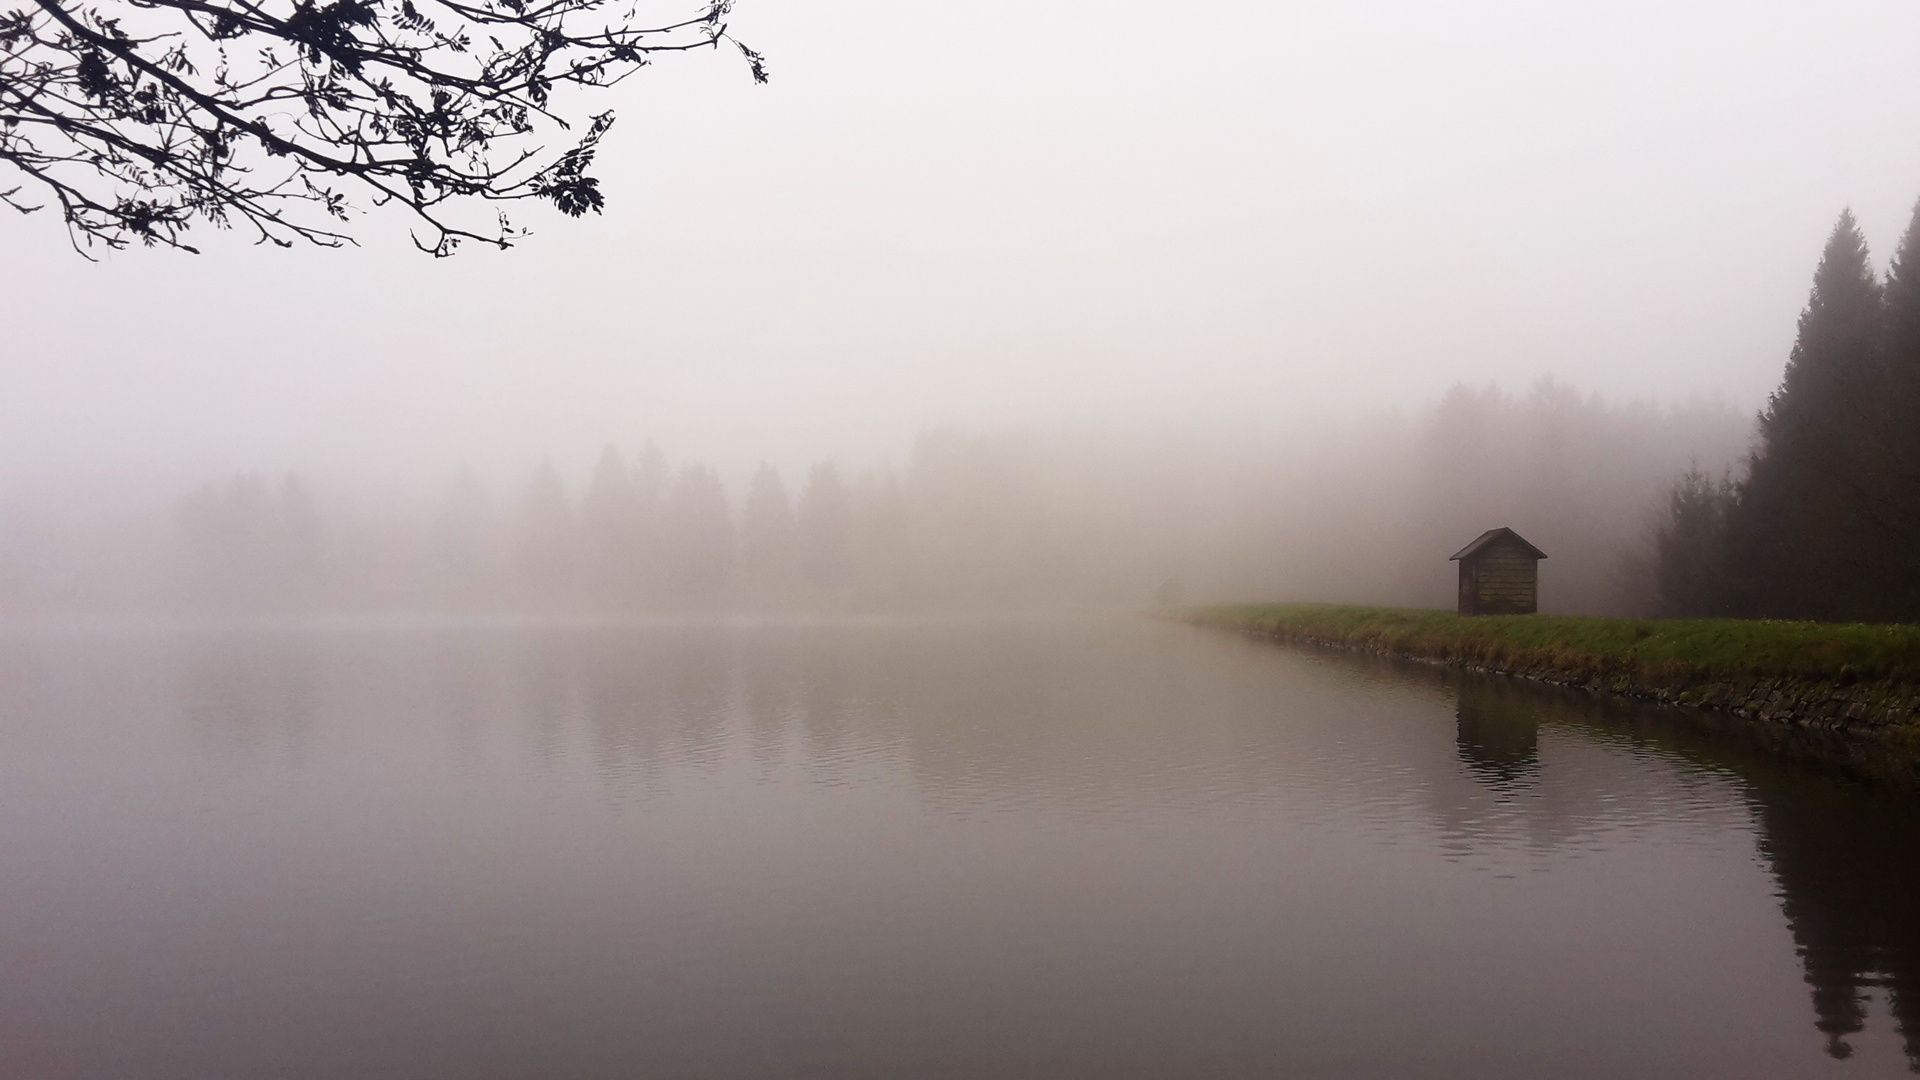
[1655,206,1920,622]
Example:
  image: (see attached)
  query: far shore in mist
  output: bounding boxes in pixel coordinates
[0,381,1750,619]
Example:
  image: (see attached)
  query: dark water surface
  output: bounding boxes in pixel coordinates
[3,616,1918,1079]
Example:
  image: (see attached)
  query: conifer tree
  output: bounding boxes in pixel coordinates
[662,466,734,607]
[429,466,495,605]
[631,441,670,604]
[272,474,325,606]
[739,463,798,606]
[513,458,576,603]
[851,471,912,608]
[1875,199,1920,617]
[1653,468,1738,616]
[1732,211,1885,618]
[796,462,853,604]
[580,445,640,605]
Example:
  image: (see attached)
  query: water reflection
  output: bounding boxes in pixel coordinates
[1454,680,1540,791]
[739,632,797,766]
[5,618,1920,1077]
[176,631,318,759]
[1440,666,1920,1072]
[159,621,1920,1074]
[1753,769,1920,1067]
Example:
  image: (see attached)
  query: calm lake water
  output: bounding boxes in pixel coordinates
[2,616,1917,1079]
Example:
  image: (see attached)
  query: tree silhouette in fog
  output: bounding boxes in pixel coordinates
[1733,211,1887,618]
[662,464,732,606]
[0,0,764,254]
[1649,467,1738,618]
[630,440,669,601]
[174,471,323,608]
[1416,379,1747,616]
[738,462,796,604]
[427,464,495,603]
[511,457,574,601]
[1877,204,1920,616]
[581,445,642,602]
[795,461,852,605]
[47,402,1738,619]
[850,468,910,605]
[1652,203,1920,621]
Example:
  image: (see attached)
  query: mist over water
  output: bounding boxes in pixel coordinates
[0,381,1750,617]
[6,0,1919,529]
[12,0,1920,1074]
[2,617,1915,1079]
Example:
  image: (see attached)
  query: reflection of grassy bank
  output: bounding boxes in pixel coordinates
[1442,668,1920,1060]
[1183,603,1920,738]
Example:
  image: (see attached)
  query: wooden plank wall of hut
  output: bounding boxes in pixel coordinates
[1470,545,1537,614]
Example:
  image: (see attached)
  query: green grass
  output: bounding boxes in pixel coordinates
[1182,603,1920,687]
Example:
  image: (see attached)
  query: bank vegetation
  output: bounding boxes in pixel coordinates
[1186,603,1920,736]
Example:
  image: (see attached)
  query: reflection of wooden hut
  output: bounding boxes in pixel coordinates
[1450,528,1546,615]
[1454,681,1540,783]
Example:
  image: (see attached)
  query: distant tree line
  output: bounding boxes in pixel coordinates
[175,472,324,608]
[0,389,1751,616]
[163,436,1122,613]
[132,401,1743,615]
[1650,205,1920,622]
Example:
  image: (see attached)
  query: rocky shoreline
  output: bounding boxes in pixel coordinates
[1189,608,1920,743]
[1291,628,1919,730]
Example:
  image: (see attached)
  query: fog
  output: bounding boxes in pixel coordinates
[0,383,1750,615]
[6,0,1920,614]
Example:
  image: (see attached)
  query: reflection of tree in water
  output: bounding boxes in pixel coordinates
[573,628,666,782]
[511,630,576,765]
[664,631,733,767]
[1589,713,1920,1071]
[540,620,1299,810]
[1749,776,1920,1068]
[797,633,854,774]
[466,620,1920,1072]
[176,631,317,758]
[738,631,798,766]
[1453,681,1540,791]
[568,627,733,782]
[1440,668,1920,1071]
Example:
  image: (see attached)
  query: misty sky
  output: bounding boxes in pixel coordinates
[6,0,1920,494]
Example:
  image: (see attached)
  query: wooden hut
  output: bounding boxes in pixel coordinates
[1449,528,1546,615]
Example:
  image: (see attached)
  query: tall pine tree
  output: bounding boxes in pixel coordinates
[1875,200,1920,617]
[580,445,640,605]
[513,458,577,604]
[662,467,735,608]
[739,463,798,606]
[1732,211,1885,619]
[796,462,854,604]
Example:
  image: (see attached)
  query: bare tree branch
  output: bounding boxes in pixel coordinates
[0,0,763,254]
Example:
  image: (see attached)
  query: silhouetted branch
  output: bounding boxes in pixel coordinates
[0,0,763,254]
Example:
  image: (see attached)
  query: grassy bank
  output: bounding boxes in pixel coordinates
[1182,603,1920,731]
[1185,604,1920,684]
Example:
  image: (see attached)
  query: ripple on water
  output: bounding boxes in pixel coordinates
[0,618,1912,1079]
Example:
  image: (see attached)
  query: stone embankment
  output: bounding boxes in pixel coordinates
[1186,604,1920,738]
[1615,673,1920,731]
[1406,650,1918,733]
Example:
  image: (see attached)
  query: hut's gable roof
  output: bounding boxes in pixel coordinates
[1449,527,1547,562]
